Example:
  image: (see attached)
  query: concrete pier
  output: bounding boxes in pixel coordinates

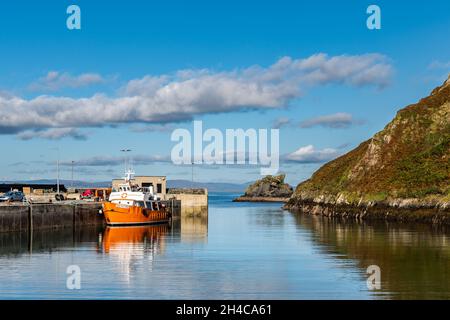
[0,188,209,233]
[0,202,103,233]
[166,188,208,217]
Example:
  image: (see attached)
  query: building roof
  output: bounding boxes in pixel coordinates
[0,183,67,193]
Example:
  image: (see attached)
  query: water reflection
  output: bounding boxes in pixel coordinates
[179,215,208,243]
[99,225,170,283]
[0,214,210,258]
[100,225,169,254]
[0,216,210,292]
[0,197,448,299]
[0,225,103,256]
[291,213,450,299]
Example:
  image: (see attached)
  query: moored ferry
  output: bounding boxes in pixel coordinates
[102,169,171,226]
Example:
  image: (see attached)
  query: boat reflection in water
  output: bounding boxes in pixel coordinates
[99,224,170,283]
[100,224,169,254]
[97,214,208,284]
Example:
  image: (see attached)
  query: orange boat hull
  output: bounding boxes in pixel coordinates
[102,202,171,226]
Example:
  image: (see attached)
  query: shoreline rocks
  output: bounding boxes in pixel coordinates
[284,196,450,225]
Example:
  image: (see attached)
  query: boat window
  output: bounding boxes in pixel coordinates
[147,201,157,210]
[118,185,131,192]
[135,201,145,207]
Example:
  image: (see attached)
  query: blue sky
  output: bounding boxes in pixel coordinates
[0,0,449,185]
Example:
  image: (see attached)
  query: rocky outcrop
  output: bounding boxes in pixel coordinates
[234,174,293,202]
[285,75,450,224]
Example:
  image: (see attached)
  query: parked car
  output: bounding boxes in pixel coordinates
[55,194,65,201]
[81,189,94,199]
[0,191,26,202]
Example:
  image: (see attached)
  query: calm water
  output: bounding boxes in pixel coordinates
[0,193,448,299]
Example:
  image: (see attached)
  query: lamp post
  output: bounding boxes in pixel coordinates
[71,161,75,188]
[54,147,60,195]
[57,158,60,194]
[49,146,61,197]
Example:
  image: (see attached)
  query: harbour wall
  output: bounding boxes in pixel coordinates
[166,188,208,217]
[0,188,208,233]
[0,202,104,233]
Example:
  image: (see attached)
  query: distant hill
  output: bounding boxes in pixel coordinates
[0,179,250,193]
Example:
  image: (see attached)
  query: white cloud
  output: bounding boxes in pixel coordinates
[428,60,450,70]
[129,123,177,133]
[17,128,87,140]
[299,112,364,129]
[59,154,171,167]
[0,54,392,138]
[29,71,106,91]
[123,75,170,96]
[272,117,292,129]
[285,145,340,163]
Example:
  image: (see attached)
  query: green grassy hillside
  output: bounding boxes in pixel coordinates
[291,76,450,204]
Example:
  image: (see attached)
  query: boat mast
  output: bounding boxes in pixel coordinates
[120,149,134,183]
